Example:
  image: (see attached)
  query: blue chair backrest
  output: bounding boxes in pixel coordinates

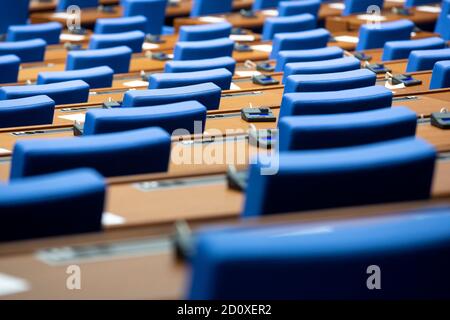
[406,48,450,72]
[173,37,234,61]
[382,37,446,61]
[190,0,233,17]
[430,60,450,89]
[252,0,280,10]
[0,0,30,34]
[278,0,321,17]
[7,22,62,45]
[262,13,316,40]
[66,46,132,74]
[37,66,114,89]
[0,54,20,84]
[275,46,344,72]
[165,56,236,74]
[122,0,167,35]
[178,22,232,41]
[89,30,145,53]
[57,0,99,11]
[343,0,384,16]
[94,16,148,34]
[0,39,46,63]
[435,0,450,40]
[357,19,414,51]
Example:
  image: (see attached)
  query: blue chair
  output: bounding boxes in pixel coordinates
[357,20,415,51]
[66,46,132,73]
[57,0,99,11]
[280,85,392,117]
[122,0,167,35]
[243,137,435,217]
[190,0,233,17]
[10,127,171,179]
[0,39,46,63]
[0,168,105,242]
[7,22,62,45]
[271,28,330,60]
[0,0,29,34]
[406,48,450,72]
[278,0,321,17]
[122,83,222,110]
[275,46,344,72]
[179,22,232,41]
[284,69,376,93]
[89,30,145,53]
[37,66,114,89]
[382,37,446,61]
[173,37,234,61]
[262,13,316,40]
[430,60,450,89]
[94,16,148,34]
[189,206,450,299]
[0,80,90,105]
[148,68,233,90]
[84,101,207,135]
[435,0,450,40]
[0,96,55,129]
[283,56,361,83]
[405,0,441,8]
[165,56,236,74]
[278,107,417,151]
[0,55,20,84]
[252,0,280,10]
[343,0,384,16]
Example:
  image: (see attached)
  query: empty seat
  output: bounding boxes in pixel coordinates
[357,20,414,51]
[57,0,99,11]
[122,0,167,35]
[435,0,450,40]
[262,13,316,40]
[271,28,330,60]
[164,56,236,74]
[278,0,321,17]
[179,22,232,41]
[189,206,450,299]
[173,38,234,61]
[382,37,446,61]
[89,30,145,53]
[0,39,46,63]
[7,22,62,45]
[84,101,207,135]
[406,48,450,72]
[343,0,384,16]
[0,80,90,105]
[0,168,105,242]
[148,68,233,90]
[10,127,171,179]
[280,85,392,117]
[37,66,114,89]
[94,15,148,34]
[430,60,450,89]
[283,56,361,83]
[243,137,435,216]
[275,46,344,72]
[122,82,222,110]
[252,0,280,10]
[278,107,417,151]
[190,0,233,17]
[0,0,29,34]
[66,46,132,73]
[0,55,20,84]
[0,95,55,129]
[284,69,376,93]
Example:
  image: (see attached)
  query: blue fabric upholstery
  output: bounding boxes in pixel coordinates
[435,0,450,40]
[243,137,436,216]
[148,68,233,90]
[0,39,46,63]
[270,28,330,60]
[280,85,393,117]
[357,20,414,51]
[406,48,450,72]
[89,30,145,53]
[343,0,384,15]
[430,60,450,89]
[262,13,316,40]
[284,69,376,93]
[0,55,20,84]
[0,168,105,242]
[84,101,207,135]
[66,46,132,73]
[122,83,222,110]
[252,0,280,10]
[122,0,167,35]
[382,37,446,61]
[190,0,233,17]
[278,107,417,151]
[94,16,148,34]
[10,127,171,179]
[0,0,29,34]
[165,56,236,74]
[37,66,114,89]
[173,37,234,61]
[0,95,55,129]
[283,56,361,83]
[7,22,62,45]
[189,206,450,299]
[275,46,344,72]
[0,80,90,105]
[57,0,98,11]
[179,22,232,41]
[278,0,321,17]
